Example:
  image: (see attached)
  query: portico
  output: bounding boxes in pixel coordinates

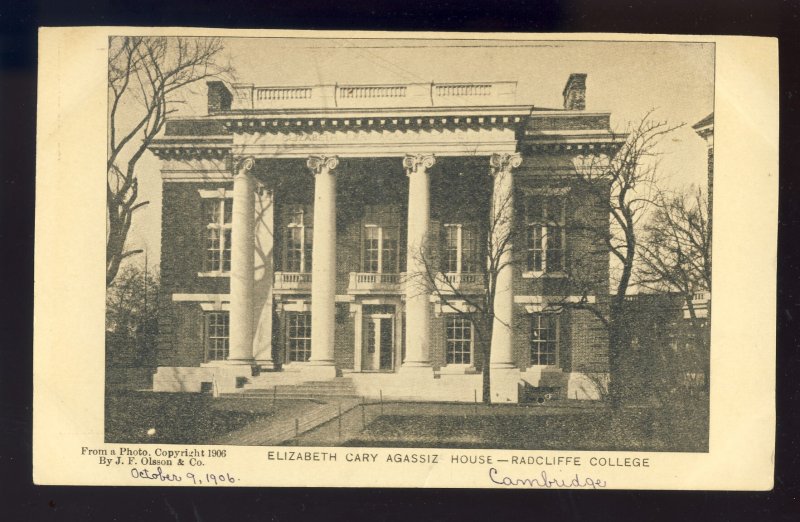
[150,76,618,402]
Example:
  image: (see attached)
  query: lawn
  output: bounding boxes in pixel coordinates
[107,390,708,452]
[105,390,303,444]
[333,400,709,452]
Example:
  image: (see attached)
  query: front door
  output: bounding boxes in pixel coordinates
[363,315,394,371]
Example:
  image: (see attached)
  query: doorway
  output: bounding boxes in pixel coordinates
[363,314,394,371]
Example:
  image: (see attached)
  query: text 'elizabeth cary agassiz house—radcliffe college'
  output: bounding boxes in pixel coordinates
[149,75,620,403]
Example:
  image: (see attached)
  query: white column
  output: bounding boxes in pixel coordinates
[228,157,256,364]
[402,154,435,369]
[253,187,275,368]
[308,155,339,371]
[489,153,522,369]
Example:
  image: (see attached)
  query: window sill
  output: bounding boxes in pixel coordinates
[524,365,562,372]
[198,272,230,278]
[201,360,231,367]
[522,271,567,279]
[438,364,479,375]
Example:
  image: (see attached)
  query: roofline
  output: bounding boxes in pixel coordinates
[229,80,519,89]
[200,105,535,119]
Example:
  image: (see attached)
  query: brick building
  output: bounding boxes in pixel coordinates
[619,292,709,400]
[693,112,714,246]
[148,74,621,403]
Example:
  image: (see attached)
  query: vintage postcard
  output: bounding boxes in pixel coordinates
[33,28,776,489]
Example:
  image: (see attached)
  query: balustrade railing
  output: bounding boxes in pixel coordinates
[338,85,407,99]
[238,81,516,110]
[349,272,403,292]
[255,87,312,101]
[434,83,492,98]
[437,272,484,292]
[274,272,312,290]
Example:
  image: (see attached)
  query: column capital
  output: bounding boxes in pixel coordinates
[307,155,339,175]
[403,153,436,175]
[489,152,522,175]
[234,156,256,175]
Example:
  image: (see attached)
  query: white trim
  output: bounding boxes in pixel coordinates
[528,312,561,367]
[201,196,233,274]
[198,188,234,199]
[435,299,478,316]
[524,195,566,274]
[283,301,312,312]
[230,126,518,159]
[521,187,572,196]
[285,206,312,273]
[361,222,400,274]
[522,271,567,279]
[204,105,534,120]
[231,140,519,159]
[524,304,564,314]
[356,296,400,306]
[438,364,477,375]
[514,295,596,305]
[444,316,475,367]
[514,296,544,304]
[200,302,231,312]
[198,271,230,278]
[172,293,230,302]
[527,110,613,117]
[161,171,232,182]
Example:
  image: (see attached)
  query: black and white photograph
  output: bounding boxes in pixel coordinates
[103,36,713,452]
[32,28,776,490]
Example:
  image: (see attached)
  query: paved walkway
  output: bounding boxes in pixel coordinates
[212,397,361,446]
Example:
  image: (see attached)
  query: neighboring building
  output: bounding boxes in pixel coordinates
[616,113,714,399]
[620,293,709,399]
[693,113,714,238]
[148,74,621,403]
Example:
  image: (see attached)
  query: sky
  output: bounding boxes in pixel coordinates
[123,37,714,269]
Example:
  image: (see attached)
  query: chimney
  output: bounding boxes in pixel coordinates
[562,73,587,111]
[207,81,232,113]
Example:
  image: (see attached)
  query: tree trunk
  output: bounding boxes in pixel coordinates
[607,303,625,409]
[480,315,493,404]
[482,348,491,404]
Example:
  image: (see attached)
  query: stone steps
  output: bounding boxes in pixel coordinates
[239,377,360,399]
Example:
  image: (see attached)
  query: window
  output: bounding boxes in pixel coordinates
[286,312,312,362]
[205,312,230,361]
[526,196,565,273]
[203,198,233,272]
[285,207,312,272]
[530,313,559,366]
[362,225,399,273]
[444,224,480,274]
[446,317,473,365]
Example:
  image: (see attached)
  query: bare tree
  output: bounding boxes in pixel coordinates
[637,185,711,389]
[412,158,518,403]
[409,115,680,405]
[107,36,232,285]
[564,111,683,405]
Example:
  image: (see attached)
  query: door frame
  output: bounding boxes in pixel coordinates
[361,312,395,372]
